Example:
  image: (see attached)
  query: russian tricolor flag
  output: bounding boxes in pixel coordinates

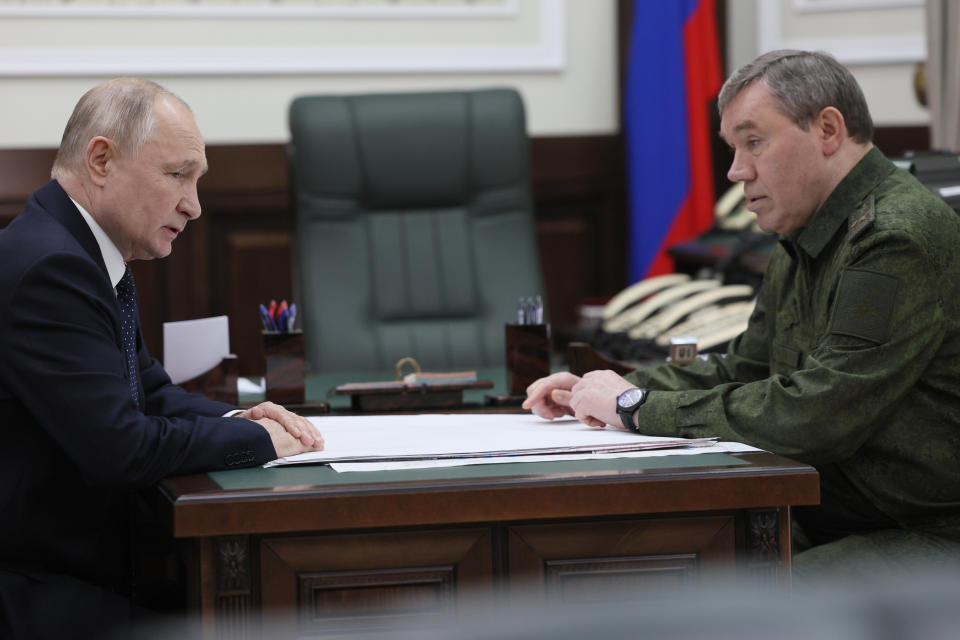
[624,0,723,281]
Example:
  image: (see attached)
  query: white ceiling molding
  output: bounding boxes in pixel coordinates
[792,0,922,12]
[0,0,519,19]
[0,0,564,76]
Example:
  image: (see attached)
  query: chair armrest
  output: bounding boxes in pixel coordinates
[567,342,635,377]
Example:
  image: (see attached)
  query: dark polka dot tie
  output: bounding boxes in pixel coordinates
[116,266,140,407]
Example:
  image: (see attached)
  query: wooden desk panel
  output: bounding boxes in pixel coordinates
[260,527,493,636]
[508,515,737,599]
[155,451,817,638]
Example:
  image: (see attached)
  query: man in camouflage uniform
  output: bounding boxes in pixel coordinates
[523,50,960,579]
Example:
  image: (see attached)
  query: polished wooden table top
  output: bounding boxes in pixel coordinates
[157,449,819,539]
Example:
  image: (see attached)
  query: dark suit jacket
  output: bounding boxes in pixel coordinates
[0,181,276,593]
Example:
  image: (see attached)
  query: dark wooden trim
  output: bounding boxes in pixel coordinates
[0,148,56,222]
[0,135,625,374]
[159,451,818,539]
[873,125,932,157]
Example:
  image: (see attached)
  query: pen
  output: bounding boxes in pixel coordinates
[287,303,297,332]
[258,304,275,331]
[267,299,277,327]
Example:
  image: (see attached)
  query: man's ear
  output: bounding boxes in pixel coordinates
[817,106,846,156]
[84,136,115,187]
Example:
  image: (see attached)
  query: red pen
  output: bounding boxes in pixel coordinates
[268,299,277,323]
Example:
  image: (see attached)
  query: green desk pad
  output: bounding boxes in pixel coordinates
[210,452,746,491]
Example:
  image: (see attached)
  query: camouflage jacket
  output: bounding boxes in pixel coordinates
[627,147,960,529]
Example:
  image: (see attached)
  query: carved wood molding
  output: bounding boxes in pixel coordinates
[747,509,780,563]
[214,535,255,639]
[745,508,784,585]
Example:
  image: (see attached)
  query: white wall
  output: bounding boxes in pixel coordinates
[0,0,618,148]
[728,0,928,126]
[1,0,926,152]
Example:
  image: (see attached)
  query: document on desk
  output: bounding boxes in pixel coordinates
[163,315,230,384]
[264,413,760,471]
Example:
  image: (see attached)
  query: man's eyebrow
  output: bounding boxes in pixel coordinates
[718,119,758,145]
[178,159,208,176]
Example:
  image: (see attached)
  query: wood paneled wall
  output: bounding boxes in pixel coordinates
[0,123,929,377]
[0,136,626,376]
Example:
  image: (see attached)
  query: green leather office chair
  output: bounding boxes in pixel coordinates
[288,88,544,373]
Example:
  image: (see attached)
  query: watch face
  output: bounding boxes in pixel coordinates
[618,388,643,408]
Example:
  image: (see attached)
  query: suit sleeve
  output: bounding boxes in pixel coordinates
[138,350,238,419]
[0,252,276,487]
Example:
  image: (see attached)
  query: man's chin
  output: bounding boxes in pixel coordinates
[146,244,174,261]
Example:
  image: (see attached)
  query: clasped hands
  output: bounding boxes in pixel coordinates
[237,402,324,458]
[521,370,637,430]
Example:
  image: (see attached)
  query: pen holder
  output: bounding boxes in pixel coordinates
[505,323,551,397]
[262,331,305,406]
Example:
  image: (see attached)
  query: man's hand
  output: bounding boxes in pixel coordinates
[522,372,581,420]
[237,402,324,449]
[522,370,638,429]
[567,370,638,430]
[253,416,324,459]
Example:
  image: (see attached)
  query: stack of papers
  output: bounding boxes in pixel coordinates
[266,414,760,472]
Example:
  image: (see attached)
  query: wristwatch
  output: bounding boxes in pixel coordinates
[616,387,648,431]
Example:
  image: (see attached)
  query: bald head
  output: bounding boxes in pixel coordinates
[51,78,193,181]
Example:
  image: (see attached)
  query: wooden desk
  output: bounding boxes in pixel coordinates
[154,449,818,638]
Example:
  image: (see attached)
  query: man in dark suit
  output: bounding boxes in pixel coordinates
[0,78,324,638]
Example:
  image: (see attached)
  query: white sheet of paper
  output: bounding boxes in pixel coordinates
[265,413,761,468]
[331,441,761,472]
[162,315,230,384]
[238,377,265,395]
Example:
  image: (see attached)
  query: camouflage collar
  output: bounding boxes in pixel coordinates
[785,147,895,259]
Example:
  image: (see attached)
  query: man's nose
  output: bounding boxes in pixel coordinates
[727,151,755,183]
[179,185,201,220]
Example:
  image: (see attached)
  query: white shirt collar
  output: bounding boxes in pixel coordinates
[70,197,127,289]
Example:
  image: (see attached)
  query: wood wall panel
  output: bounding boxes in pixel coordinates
[531,135,626,336]
[0,125,929,376]
[0,137,622,376]
[223,231,294,371]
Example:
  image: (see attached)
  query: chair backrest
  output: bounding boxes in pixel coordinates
[289,88,544,373]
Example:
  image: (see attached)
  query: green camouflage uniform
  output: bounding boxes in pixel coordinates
[626,148,960,571]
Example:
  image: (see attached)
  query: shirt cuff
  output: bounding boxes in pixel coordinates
[223,409,244,417]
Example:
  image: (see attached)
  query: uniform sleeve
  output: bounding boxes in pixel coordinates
[0,253,276,487]
[631,229,947,466]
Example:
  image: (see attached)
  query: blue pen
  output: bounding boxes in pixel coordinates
[258,304,275,332]
[276,308,288,334]
[287,303,297,332]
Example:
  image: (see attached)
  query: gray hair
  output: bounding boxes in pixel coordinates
[51,78,190,180]
[718,49,873,144]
